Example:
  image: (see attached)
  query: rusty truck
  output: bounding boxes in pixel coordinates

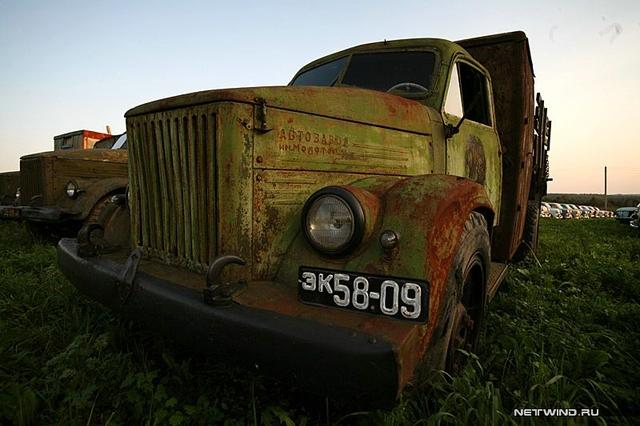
[57,31,551,404]
[0,134,129,243]
[53,129,114,150]
[0,129,115,207]
[0,171,20,205]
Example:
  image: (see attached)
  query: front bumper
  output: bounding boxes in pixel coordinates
[57,238,399,404]
[0,205,65,222]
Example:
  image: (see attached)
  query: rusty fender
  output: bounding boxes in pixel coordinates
[278,174,494,392]
[65,177,128,220]
[374,174,493,387]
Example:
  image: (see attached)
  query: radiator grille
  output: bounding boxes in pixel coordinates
[20,158,44,205]
[128,109,217,273]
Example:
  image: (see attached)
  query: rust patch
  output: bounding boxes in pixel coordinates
[465,135,486,185]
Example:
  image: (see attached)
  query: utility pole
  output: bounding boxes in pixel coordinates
[604,166,608,210]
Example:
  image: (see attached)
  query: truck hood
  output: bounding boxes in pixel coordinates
[125,86,433,135]
[21,148,127,163]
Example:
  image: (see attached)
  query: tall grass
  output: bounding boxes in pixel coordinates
[0,219,638,425]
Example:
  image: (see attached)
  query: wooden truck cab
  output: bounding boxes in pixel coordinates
[0,135,129,243]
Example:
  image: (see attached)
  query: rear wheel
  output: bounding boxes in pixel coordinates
[514,200,540,261]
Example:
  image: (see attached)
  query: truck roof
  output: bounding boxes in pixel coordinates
[53,129,113,140]
[21,147,128,163]
[294,37,465,78]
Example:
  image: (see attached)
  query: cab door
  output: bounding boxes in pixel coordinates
[442,58,502,223]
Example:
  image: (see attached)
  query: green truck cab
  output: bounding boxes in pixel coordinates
[57,32,551,404]
[0,134,129,243]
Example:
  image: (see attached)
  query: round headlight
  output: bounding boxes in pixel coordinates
[303,187,365,255]
[65,181,79,198]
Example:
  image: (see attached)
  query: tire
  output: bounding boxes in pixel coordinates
[420,211,490,375]
[513,200,540,261]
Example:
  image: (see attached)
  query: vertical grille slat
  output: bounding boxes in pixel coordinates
[197,114,208,264]
[19,158,44,205]
[207,114,217,264]
[154,120,172,253]
[129,107,217,273]
[126,124,141,246]
[169,118,185,259]
[134,122,151,248]
[187,116,200,263]
[146,121,162,250]
[159,120,176,254]
[179,118,192,261]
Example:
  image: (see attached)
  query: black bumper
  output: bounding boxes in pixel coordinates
[57,238,399,404]
[0,205,64,222]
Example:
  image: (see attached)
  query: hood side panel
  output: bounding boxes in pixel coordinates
[254,108,433,176]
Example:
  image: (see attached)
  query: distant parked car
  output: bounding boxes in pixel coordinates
[567,204,583,218]
[542,202,561,219]
[548,202,570,219]
[615,207,637,223]
[602,209,614,218]
[559,203,578,218]
[630,204,640,229]
[593,206,604,218]
[540,203,552,218]
[578,205,594,218]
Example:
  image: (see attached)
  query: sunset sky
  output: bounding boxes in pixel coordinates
[1,0,638,193]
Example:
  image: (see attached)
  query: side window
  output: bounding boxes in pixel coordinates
[444,64,463,117]
[458,62,492,126]
[61,138,73,149]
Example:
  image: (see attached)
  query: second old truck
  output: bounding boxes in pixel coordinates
[58,31,551,404]
[1,134,129,243]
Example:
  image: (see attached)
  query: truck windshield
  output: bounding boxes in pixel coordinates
[112,133,127,149]
[291,51,436,93]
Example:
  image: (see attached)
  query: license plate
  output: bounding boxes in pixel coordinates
[298,266,428,322]
[1,207,20,218]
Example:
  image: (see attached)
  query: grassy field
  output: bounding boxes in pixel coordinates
[0,219,638,425]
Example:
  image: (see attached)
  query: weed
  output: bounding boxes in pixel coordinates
[0,219,638,424]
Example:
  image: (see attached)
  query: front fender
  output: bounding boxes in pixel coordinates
[277,174,494,387]
[62,177,128,220]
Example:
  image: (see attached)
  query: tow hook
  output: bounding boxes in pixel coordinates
[77,223,104,257]
[203,255,246,306]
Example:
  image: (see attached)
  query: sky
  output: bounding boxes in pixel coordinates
[0,0,638,193]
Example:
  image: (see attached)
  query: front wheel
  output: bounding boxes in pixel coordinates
[418,212,490,378]
[442,212,490,373]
